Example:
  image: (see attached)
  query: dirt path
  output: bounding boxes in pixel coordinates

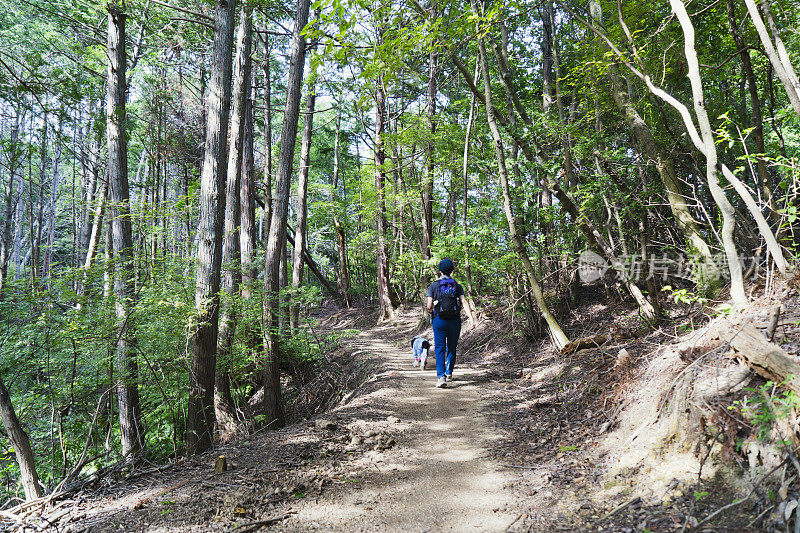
[30,317,524,532]
[275,324,520,532]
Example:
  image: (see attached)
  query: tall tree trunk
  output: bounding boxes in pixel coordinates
[421,43,437,266]
[0,110,20,300]
[726,0,777,223]
[188,0,236,454]
[473,0,568,348]
[240,88,257,299]
[216,5,252,435]
[375,71,395,323]
[0,377,41,500]
[461,58,479,313]
[107,5,144,457]
[669,0,746,304]
[549,15,576,189]
[262,26,273,242]
[262,0,310,427]
[540,1,554,206]
[31,114,48,284]
[290,49,318,331]
[44,118,63,280]
[332,111,351,306]
[742,0,800,116]
[605,65,717,281]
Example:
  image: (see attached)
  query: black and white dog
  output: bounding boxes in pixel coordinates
[410,336,431,370]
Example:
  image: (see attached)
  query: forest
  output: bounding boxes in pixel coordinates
[0,0,799,528]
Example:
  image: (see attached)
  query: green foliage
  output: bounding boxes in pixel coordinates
[731,381,800,445]
[661,286,707,307]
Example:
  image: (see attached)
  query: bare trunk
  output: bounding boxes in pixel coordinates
[726,0,777,223]
[290,42,318,331]
[743,0,800,116]
[216,6,252,435]
[107,5,144,456]
[332,111,351,306]
[375,71,395,323]
[605,65,716,280]
[240,85,257,298]
[0,376,41,500]
[669,0,746,305]
[421,46,437,266]
[461,58,479,312]
[0,110,20,300]
[263,0,310,426]
[43,119,63,279]
[473,2,568,348]
[188,0,236,454]
[262,26,273,242]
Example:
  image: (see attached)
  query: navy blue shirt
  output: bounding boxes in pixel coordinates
[427,276,464,318]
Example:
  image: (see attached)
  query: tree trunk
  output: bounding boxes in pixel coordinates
[262,0,310,427]
[290,43,318,331]
[240,86,257,299]
[188,0,236,454]
[262,26,273,242]
[421,44,437,266]
[216,5,252,435]
[107,5,144,457]
[44,118,63,280]
[605,65,717,282]
[332,111,351,306]
[0,376,41,500]
[375,73,395,323]
[668,0,746,305]
[0,110,20,300]
[742,0,800,116]
[461,58,479,312]
[472,2,568,348]
[726,0,777,224]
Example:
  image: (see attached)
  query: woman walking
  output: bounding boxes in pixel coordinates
[426,259,476,388]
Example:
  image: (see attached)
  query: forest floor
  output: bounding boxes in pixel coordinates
[14,282,800,532]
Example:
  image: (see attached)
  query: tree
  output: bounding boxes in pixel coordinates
[107,3,144,457]
[263,0,311,426]
[0,377,41,500]
[216,4,252,435]
[188,0,237,454]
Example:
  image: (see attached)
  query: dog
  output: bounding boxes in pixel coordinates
[410,336,431,370]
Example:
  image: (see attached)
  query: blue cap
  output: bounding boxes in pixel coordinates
[438,258,454,274]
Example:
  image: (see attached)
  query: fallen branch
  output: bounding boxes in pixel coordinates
[131,479,192,510]
[233,513,291,532]
[0,509,23,524]
[710,319,800,395]
[601,496,641,521]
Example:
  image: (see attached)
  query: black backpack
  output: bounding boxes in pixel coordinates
[435,278,460,319]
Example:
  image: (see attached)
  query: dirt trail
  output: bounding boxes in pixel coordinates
[275,324,520,532]
[30,317,524,532]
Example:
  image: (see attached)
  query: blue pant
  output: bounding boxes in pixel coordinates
[432,316,461,378]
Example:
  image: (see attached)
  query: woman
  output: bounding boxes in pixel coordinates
[426,259,476,388]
